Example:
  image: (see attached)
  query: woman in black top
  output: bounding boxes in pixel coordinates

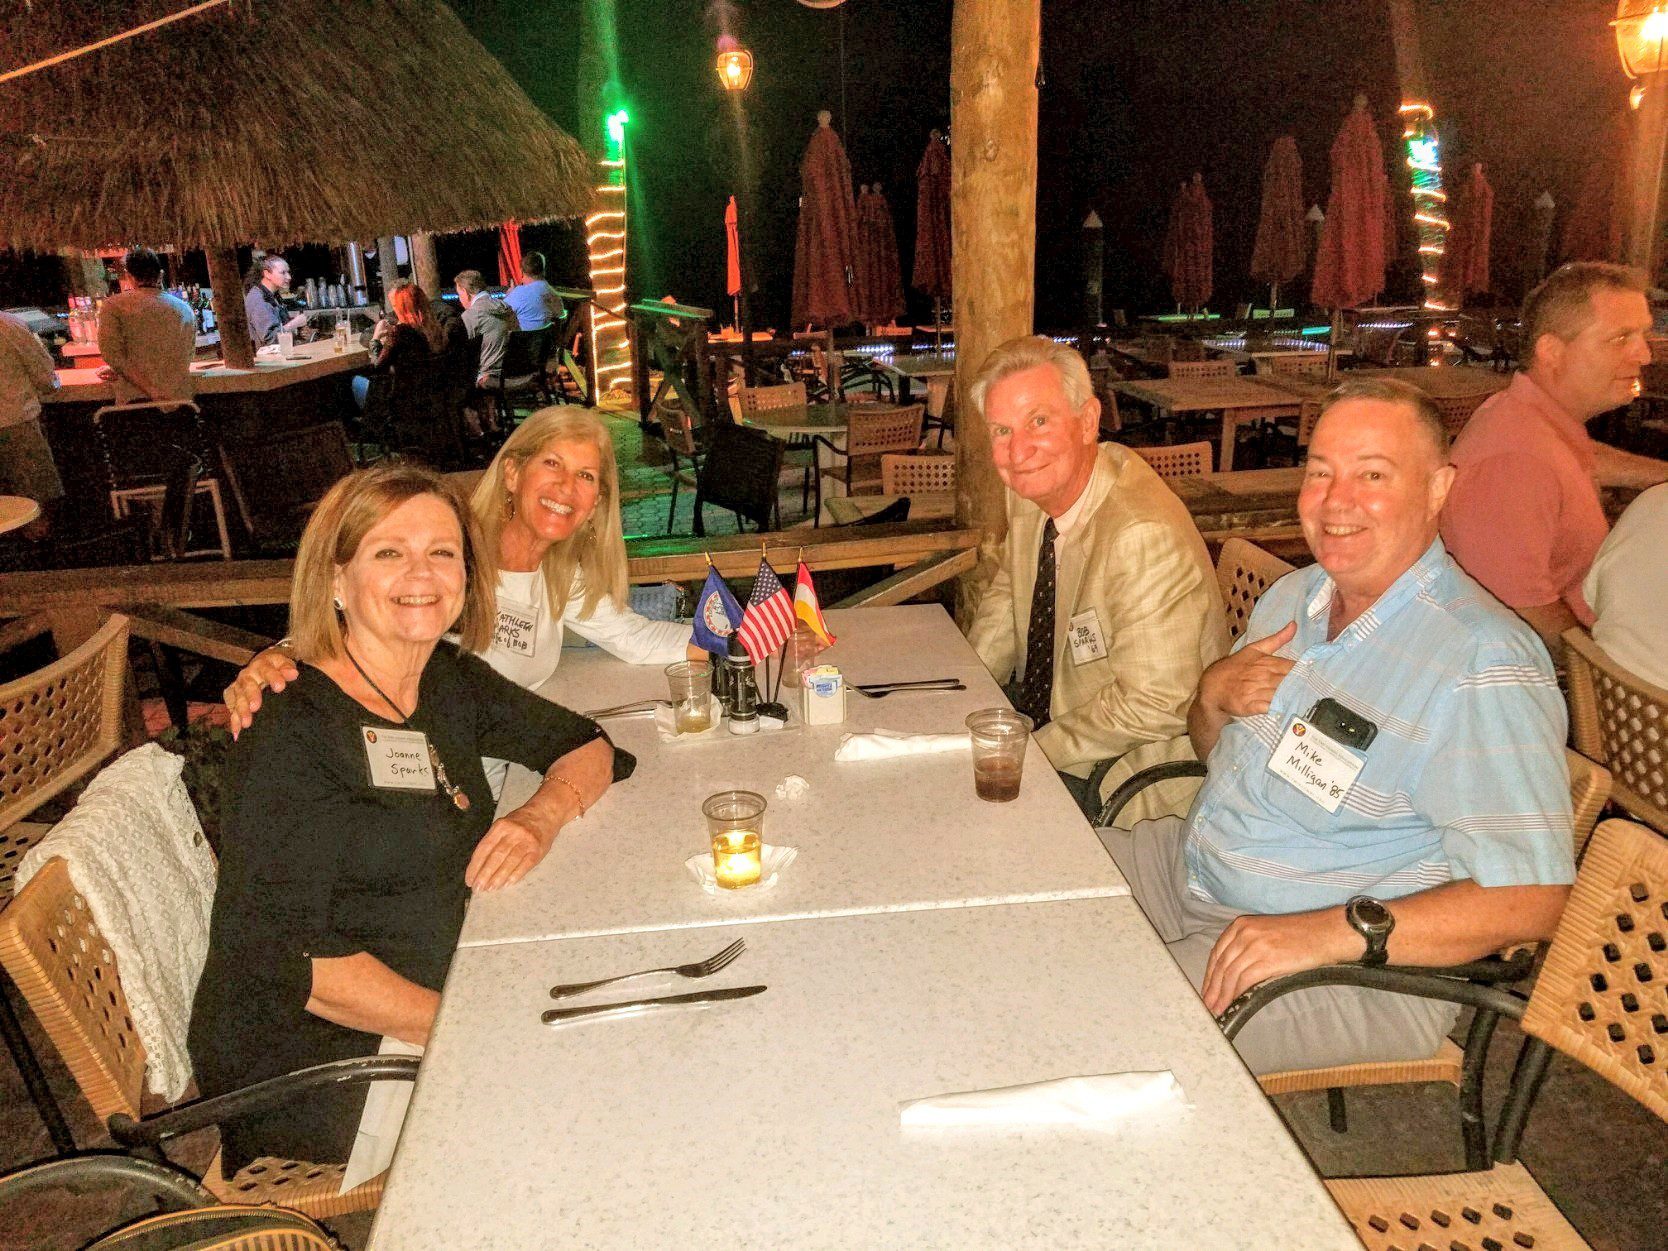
[351,281,448,408]
[188,463,633,1172]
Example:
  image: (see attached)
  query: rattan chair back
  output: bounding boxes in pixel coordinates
[880,453,955,496]
[1267,354,1329,378]
[1566,747,1612,861]
[1432,392,1487,439]
[1520,818,1668,1125]
[925,375,952,421]
[1214,539,1296,642]
[0,857,146,1121]
[87,1204,336,1250]
[1166,359,1235,380]
[1564,627,1668,833]
[1296,399,1322,448]
[1133,440,1213,480]
[737,382,807,414]
[0,615,129,884]
[844,403,925,458]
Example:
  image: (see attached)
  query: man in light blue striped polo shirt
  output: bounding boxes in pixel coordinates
[1103,379,1574,1075]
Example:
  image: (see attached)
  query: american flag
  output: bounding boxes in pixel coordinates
[737,557,796,662]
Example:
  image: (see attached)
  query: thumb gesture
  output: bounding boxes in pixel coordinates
[1244,620,1298,657]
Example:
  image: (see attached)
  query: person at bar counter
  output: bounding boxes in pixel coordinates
[244,254,309,349]
[453,269,515,391]
[1440,262,1668,657]
[504,250,563,331]
[1103,380,1573,1076]
[96,248,196,403]
[225,407,702,797]
[965,336,1228,824]
[350,282,448,410]
[188,463,633,1172]
[0,309,64,505]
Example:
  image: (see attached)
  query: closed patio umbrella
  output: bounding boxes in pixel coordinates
[854,184,905,327]
[497,222,523,289]
[1312,96,1391,374]
[725,195,742,327]
[1162,173,1213,315]
[1442,163,1494,304]
[1250,136,1307,315]
[912,129,952,338]
[790,110,860,329]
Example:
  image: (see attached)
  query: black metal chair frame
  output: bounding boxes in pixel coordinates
[692,421,784,536]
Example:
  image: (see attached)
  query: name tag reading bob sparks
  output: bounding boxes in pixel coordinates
[1267,716,1364,814]
[362,726,438,791]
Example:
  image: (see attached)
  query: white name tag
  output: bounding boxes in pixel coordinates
[494,595,538,658]
[1267,716,1364,814]
[1066,608,1108,665]
[361,726,437,791]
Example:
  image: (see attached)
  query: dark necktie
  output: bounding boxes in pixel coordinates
[1016,518,1057,729]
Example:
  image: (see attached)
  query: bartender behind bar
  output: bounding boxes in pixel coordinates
[245,254,309,349]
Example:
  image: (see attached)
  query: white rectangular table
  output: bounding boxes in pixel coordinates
[370,898,1356,1249]
[466,605,1126,946]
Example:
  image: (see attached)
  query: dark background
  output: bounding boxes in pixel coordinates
[0,2,1631,329]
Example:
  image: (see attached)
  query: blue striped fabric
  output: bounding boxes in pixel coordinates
[1184,539,1575,915]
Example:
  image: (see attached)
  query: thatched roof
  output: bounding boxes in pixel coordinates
[0,0,593,251]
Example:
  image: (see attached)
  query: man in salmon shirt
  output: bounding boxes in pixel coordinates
[1441,262,1668,657]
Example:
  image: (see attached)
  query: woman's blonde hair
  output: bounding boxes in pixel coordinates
[290,463,496,661]
[470,407,629,618]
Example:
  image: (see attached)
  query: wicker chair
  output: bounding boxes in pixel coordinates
[0,1156,336,1249]
[693,421,784,535]
[1166,359,1236,379]
[1257,353,1330,378]
[738,382,817,515]
[0,614,130,1154]
[0,858,414,1222]
[94,402,232,560]
[1132,440,1213,479]
[816,403,925,499]
[923,375,954,447]
[659,401,705,535]
[1214,538,1296,643]
[1564,626,1668,834]
[879,452,955,497]
[216,423,354,556]
[1306,818,1668,1251]
[1432,391,1488,440]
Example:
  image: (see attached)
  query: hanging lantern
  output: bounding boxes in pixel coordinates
[1615,2,1668,78]
[716,46,754,93]
[796,1,848,8]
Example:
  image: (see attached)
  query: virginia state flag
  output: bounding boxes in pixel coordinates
[691,566,745,654]
[793,560,836,646]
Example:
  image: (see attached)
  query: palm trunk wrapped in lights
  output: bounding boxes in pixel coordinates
[1400,101,1452,312]
[586,109,633,399]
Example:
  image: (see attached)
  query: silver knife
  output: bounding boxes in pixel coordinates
[582,699,669,720]
[540,985,766,1025]
[853,678,965,693]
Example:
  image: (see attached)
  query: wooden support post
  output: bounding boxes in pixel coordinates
[206,247,254,370]
[376,236,401,301]
[949,0,1041,622]
[411,231,442,299]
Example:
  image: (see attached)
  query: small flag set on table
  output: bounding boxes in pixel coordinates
[700,550,834,704]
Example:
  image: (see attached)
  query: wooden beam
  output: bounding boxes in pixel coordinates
[411,232,442,299]
[950,0,1040,622]
[125,605,273,666]
[0,559,296,614]
[829,547,978,609]
[206,248,254,370]
[625,524,980,583]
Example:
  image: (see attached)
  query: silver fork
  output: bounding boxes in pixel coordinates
[548,937,746,999]
[850,679,966,699]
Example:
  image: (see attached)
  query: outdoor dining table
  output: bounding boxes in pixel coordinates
[823,491,955,525]
[735,401,847,440]
[1350,364,1510,399]
[1112,374,1311,472]
[1162,465,1306,537]
[871,352,955,402]
[367,897,1358,1249]
[468,604,1126,947]
[0,496,41,535]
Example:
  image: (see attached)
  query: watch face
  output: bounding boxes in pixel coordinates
[1353,899,1393,930]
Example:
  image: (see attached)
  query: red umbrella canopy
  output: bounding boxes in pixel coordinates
[1562,110,1631,264]
[725,196,742,299]
[854,185,907,325]
[912,130,953,301]
[1250,136,1307,288]
[1311,98,1390,310]
[1442,163,1494,302]
[791,112,860,328]
[1162,173,1214,311]
[497,221,523,289]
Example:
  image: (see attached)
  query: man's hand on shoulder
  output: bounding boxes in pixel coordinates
[1200,906,1359,1015]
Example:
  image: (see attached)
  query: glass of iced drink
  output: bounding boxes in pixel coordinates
[665,660,713,734]
[965,708,1034,802]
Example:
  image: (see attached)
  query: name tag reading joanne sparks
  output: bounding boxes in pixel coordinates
[361,727,438,791]
[1267,716,1364,814]
[1066,608,1108,665]
[494,596,538,658]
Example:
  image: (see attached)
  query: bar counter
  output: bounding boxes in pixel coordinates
[46,340,370,405]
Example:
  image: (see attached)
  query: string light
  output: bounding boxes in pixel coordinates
[586,113,634,389]
[1399,101,1452,312]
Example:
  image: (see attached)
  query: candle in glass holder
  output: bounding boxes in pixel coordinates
[711,829,762,889]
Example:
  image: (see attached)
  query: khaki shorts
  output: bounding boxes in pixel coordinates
[1100,815,1460,1076]
[0,420,65,502]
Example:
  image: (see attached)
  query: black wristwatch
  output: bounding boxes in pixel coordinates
[1345,895,1396,967]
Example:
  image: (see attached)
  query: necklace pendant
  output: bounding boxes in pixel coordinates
[452,789,470,812]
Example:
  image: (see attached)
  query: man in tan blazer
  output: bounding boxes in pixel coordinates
[966,337,1227,824]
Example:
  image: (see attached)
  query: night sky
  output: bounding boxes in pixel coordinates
[0,2,1631,325]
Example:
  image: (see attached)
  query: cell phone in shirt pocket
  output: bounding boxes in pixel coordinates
[1307,697,1378,751]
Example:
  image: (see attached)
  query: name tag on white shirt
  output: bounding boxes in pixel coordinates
[361,727,437,791]
[493,592,539,658]
[1267,715,1364,814]
[1066,608,1108,665]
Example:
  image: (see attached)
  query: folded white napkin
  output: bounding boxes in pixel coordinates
[834,729,968,761]
[898,1072,1186,1129]
[341,1036,423,1193]
[684,844,798,894]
